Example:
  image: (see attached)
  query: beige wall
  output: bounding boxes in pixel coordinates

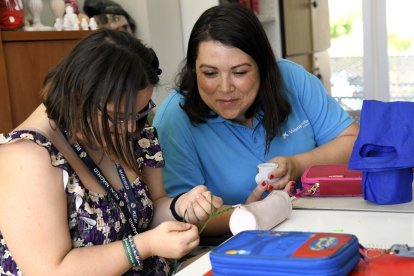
[119,0,185,104]
[116,0,217,105]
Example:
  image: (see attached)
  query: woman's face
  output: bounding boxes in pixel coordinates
[195,40,260,125]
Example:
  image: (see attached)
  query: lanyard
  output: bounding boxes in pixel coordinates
[115,163,140,224]
[61,129,139,235]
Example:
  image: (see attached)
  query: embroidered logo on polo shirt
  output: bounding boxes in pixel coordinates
[282,120,310,139]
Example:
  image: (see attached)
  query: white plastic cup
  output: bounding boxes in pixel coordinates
[255,162,278,185]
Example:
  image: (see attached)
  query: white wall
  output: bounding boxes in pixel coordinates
[118,0,185,105]
[179,0,218,53]
[118,0,217,105]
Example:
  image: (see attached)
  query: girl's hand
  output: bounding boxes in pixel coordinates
[175,185,223,223]
[141,221,199,259]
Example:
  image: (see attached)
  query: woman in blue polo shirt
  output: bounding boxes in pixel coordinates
[153,3,359,235]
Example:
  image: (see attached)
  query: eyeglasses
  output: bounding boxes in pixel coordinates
[101,99,156,125]
[135,99,156,121]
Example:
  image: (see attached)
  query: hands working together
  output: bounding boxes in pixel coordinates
[143,185,223,260]
[176,185,224,223]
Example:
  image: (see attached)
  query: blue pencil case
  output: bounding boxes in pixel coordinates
[210,230,360,276]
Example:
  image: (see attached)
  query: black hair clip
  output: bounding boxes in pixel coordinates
[149,48,162,75]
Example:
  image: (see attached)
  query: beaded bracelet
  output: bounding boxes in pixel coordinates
[128,235,143,269]
[122,237,137,267]
[122,235,143,269]
[169,192,185,221]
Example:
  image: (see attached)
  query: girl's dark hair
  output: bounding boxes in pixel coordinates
[41,28,161,174]
[177,3,291,152]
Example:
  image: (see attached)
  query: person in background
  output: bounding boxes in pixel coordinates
[153,3,359,235]
[83,0,136,34]
[0,29,222,275]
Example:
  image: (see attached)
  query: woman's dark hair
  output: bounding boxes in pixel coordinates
[41,28,161,174]
[177,3,291,152]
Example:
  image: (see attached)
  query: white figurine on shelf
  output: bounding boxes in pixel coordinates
[24,0,53,31]
[80,18,89,30]
[62,5,79,30]
[62,16,71,30]
[72,20,80,30]
[54,18,63,31]
[50,0,66,23]
[89,17,98,30]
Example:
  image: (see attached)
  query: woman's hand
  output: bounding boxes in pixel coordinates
[138,221,199,259]
[262,124,359,191]
[246,157,298,204]
[175,185,223,224]
[264,156,301,190]
[246,179,294,204]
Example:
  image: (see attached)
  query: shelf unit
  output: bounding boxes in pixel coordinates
[0,30,90,133]
[279,0,331,91]
[215,0,282,57]
[256,0,282,57]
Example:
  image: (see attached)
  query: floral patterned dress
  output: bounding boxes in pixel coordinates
[0,128,171,276]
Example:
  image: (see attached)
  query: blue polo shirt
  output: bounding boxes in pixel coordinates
[153,59,352,205]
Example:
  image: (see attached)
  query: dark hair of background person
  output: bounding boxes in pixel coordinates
[41,28,161,174]
[83,0,137,34]
[176,3,292,152]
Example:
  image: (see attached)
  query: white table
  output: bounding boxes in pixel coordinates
[175,198,414,276]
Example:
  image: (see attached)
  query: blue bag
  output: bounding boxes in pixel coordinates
[210,230,360,276]
[348,100,414,205]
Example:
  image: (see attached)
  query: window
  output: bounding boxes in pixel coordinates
[329,0,414,111]
[329,0,363,111]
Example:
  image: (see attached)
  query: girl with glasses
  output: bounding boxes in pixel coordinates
[0,29,222,275]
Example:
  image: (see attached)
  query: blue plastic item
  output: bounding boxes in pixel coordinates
[210,230,360,276]
[349,100,414,204]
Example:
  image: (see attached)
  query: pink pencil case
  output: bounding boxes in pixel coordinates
[300,164,362,196]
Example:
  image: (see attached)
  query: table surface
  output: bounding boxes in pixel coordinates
[176,197,414,276]
[292,193,414,213]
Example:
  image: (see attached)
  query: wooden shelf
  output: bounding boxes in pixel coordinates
[1,30,89,41]
[0,30,90,132]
